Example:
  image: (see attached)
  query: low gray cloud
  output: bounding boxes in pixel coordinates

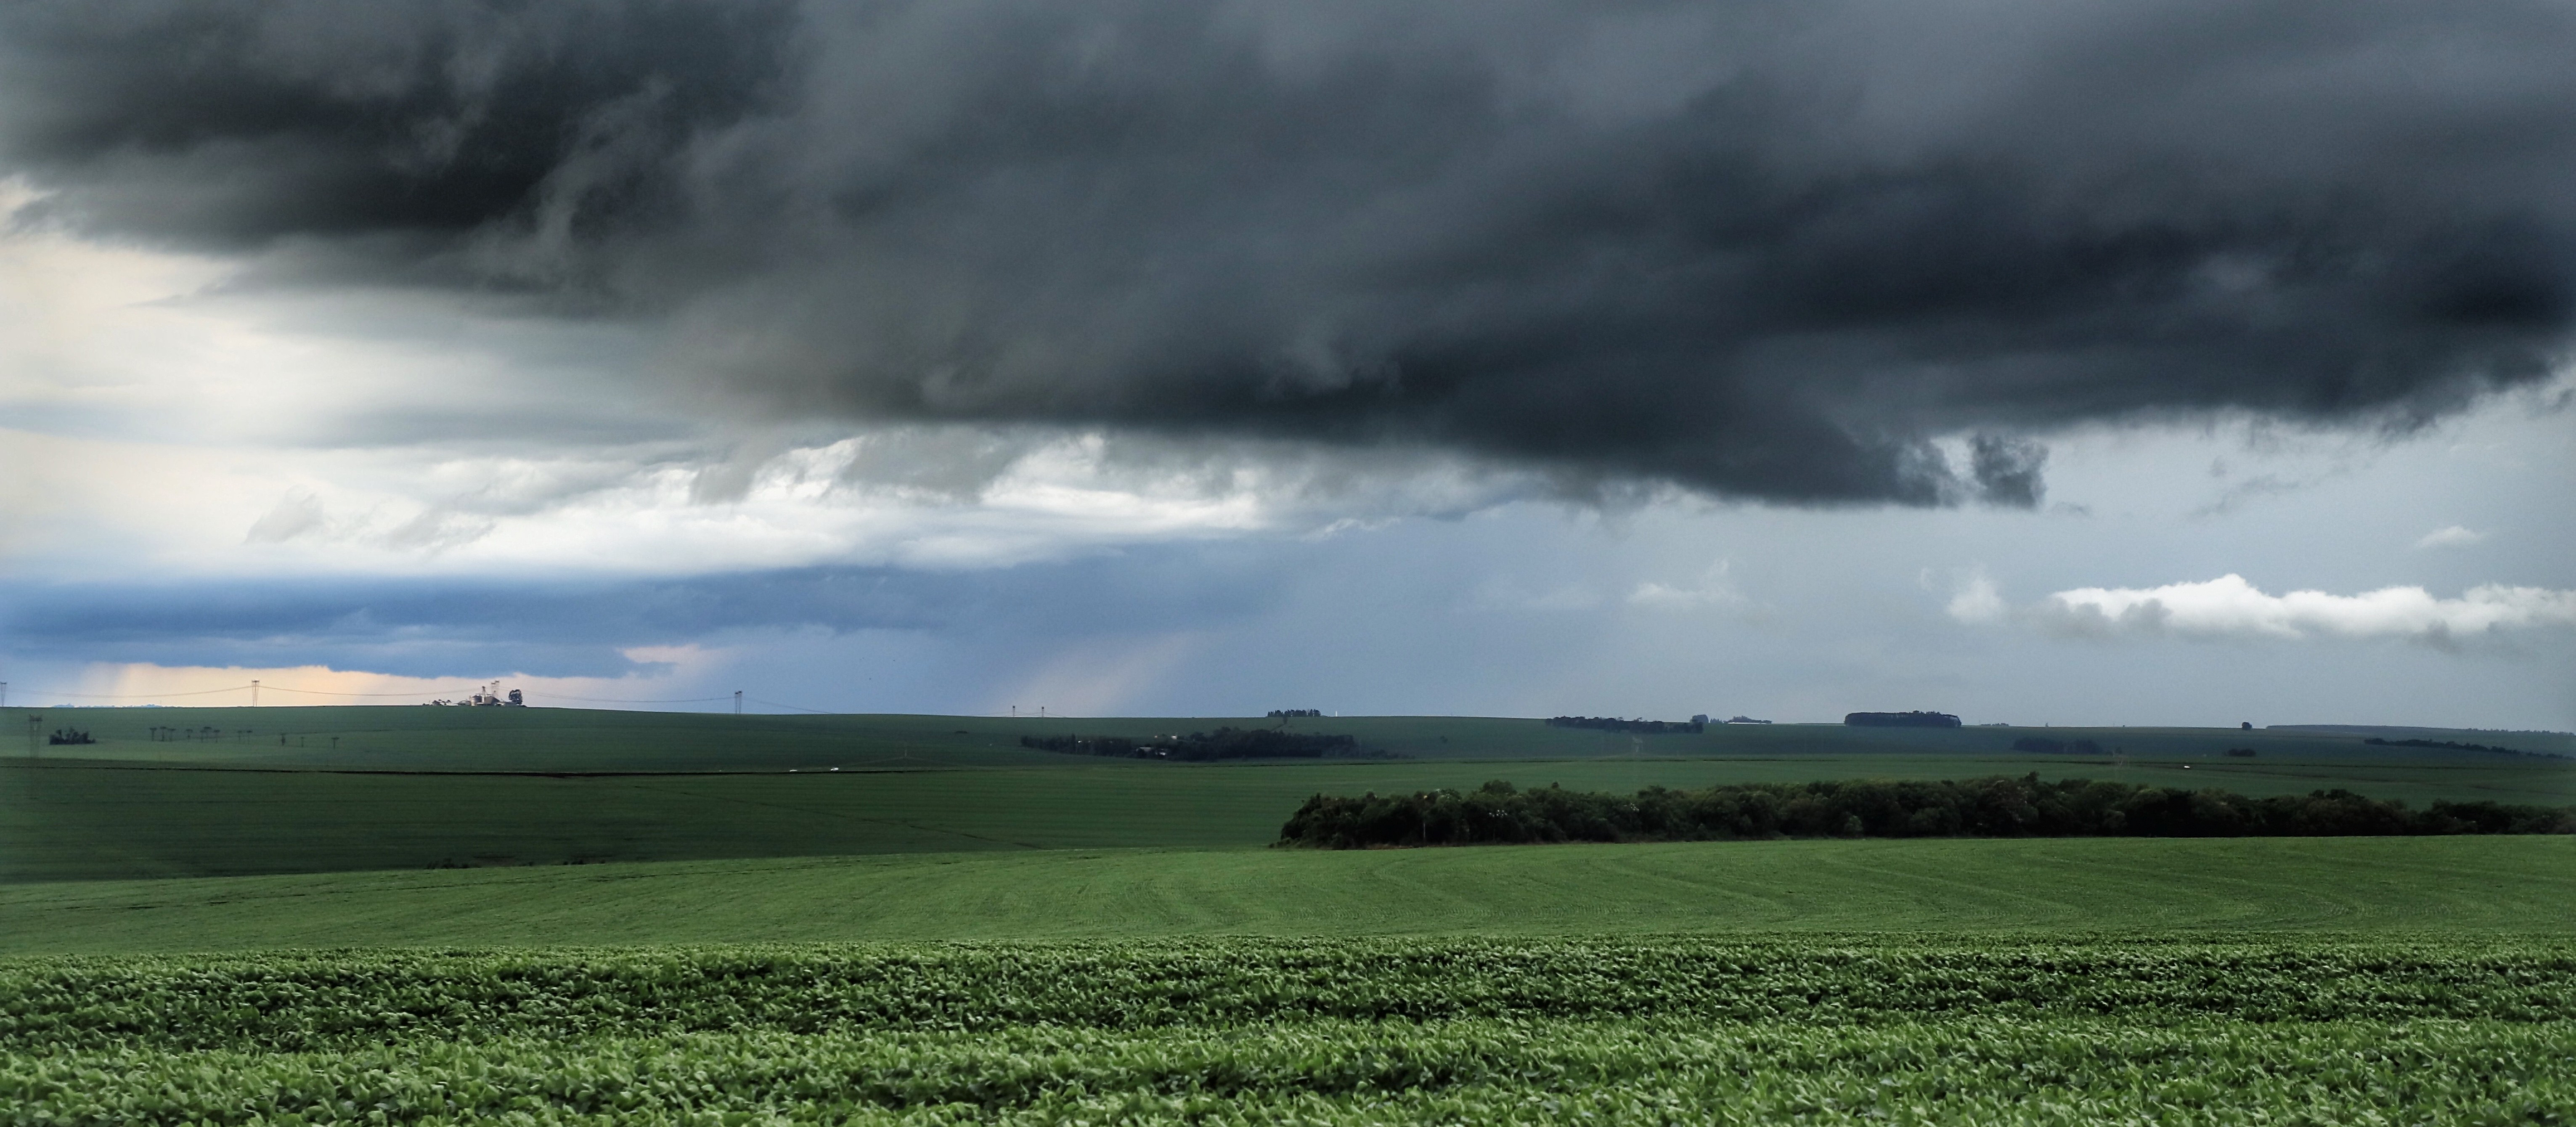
[5,0,2572,505]
[0,546,1295,677]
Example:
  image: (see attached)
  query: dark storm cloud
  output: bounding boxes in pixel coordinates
[5,0,2572,505]
[0,0,797,251]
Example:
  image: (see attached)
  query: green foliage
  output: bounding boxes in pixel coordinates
[4,938,2573,1123]
[2367,736,2558,757]
[1278,775,2576,848]
[9,835,2576,954]
[7,937,2575,1050]
[11,1018,2571,1124]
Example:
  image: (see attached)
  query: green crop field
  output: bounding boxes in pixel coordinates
[5,706,2572,1122]
[4,706,2568,882]
[6,936,2572,1123]
[3,835,2571,953]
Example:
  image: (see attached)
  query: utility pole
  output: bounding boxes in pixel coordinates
[734,690,742,716]
[251,679,260,707]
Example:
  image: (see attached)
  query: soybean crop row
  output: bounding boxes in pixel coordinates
[6,937,2571,1124]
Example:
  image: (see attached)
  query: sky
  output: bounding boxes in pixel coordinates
[0,0,2570,727]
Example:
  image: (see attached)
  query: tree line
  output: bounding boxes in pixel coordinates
[1275,775,2576,849]
[1022,728,1389,761]
[1845,711,1961,728]
[2364,737,2555,758]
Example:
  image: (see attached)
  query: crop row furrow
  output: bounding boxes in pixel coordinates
[6,1017,2571,1126]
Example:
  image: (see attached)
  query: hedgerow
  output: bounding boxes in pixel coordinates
[1276,775,2576,848]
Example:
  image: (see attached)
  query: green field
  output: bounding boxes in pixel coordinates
[2,835,2570,953]
[5,706,2572,1122]
[5,706,2568,883]
[7,936,2571,1122]
[13,704,2570,772]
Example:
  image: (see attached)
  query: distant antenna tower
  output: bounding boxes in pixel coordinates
[734,690,743,716]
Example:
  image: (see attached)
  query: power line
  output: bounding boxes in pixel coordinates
[258,684,477,698]
[746,697,837,714]
[520,692,734,704]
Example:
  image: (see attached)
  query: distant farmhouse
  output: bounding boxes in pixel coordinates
[1845,711,1961,728]
[424,683,525,707]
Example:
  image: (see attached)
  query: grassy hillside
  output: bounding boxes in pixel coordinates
[6,749,2570,883]
[3,835,2568,952]
[11,705,2563,772]
[4,705,2564,882]
[8,705,2565,1123]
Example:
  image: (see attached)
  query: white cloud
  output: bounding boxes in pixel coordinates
[243,490,332,544]
[0,419,1570,582]
[1629,559,1747,610]
[1944,571,2007,623]
[0,219,1568,583]
[2035,574,2576,644]
[2414,525,2486,549]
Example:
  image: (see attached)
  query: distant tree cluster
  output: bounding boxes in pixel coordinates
[45,728,94,746]
[1022,727,1386,761]
[1267,709,1324,718]
[1544,716,1706,735]
[2365,737,2555,758]
[1845,711,1961,728]
[1275,775,2576,849]
[2011,737,2105,755]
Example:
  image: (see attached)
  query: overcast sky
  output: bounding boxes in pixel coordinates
[1,0,2570,727]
